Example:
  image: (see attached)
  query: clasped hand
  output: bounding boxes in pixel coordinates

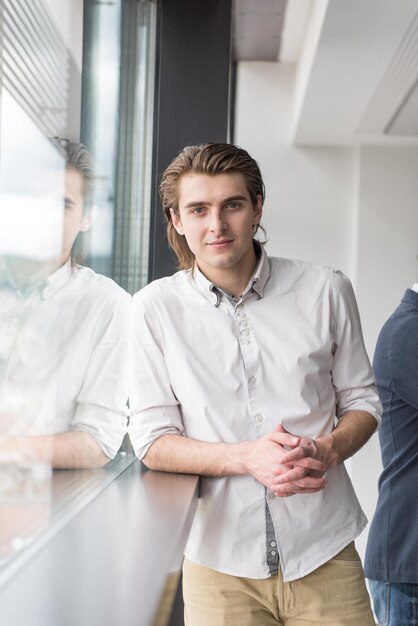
[247,424,332,497]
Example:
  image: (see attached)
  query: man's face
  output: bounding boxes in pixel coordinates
[61,168,91,264]
[172,172,262,279]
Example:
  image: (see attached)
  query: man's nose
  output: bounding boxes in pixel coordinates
[209,210,227,233]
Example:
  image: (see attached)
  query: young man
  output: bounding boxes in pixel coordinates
[0,139,130,468]
[130,143,381,625]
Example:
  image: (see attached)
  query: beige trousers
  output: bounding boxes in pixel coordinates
[183,542,375,626]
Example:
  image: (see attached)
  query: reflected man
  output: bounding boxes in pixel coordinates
[130,143,381,625]
[0,139,130,468]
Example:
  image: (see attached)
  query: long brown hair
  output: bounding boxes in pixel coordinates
[51,137,97,265]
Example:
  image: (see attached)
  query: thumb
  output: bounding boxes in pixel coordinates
[276,423,290,434]
[275,423,299,448]
[268,429,300,447]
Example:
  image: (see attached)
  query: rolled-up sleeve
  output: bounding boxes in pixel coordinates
[330,271,382,424]
[71,289,131,459]
[129,292,184,460]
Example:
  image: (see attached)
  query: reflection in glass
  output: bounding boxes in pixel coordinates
[0,0,155,570]
[0,0,85,563]
[0,128,130,458]
[0,126,130,569]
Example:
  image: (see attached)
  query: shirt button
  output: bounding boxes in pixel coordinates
[270,550,277,557]
[249,376,257,385]
[254,414,264,424]
[241,330,249,337]
[270,541,277,547]
[240,321,248,328]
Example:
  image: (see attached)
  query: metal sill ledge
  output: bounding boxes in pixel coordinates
[0,458,199,626]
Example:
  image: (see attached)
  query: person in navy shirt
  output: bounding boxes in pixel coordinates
[365,285,418,626]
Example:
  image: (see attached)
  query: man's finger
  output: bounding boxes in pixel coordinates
[271,482,326,497]
[292,475,327,489]
[268,431,300,448]
[279,448,325,471]
[271,465,308,484]
[291,456,326,472]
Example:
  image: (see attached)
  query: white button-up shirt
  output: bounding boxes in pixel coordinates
[0,261,130,458]
[130,248,382,581]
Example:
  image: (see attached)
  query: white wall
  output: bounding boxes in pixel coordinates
[351,145,418,558]
[235,60,418,561]
[235,62,358,277]
[356,146,418,356]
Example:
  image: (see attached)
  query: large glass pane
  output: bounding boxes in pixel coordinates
[0,0,156,570]
[82,0,156,292]
[80,0,122,278]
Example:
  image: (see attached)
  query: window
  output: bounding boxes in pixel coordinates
[0,0,156,566]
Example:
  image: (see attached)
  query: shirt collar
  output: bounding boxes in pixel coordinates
[192,245,270,307]
[0,258,73,299]
[43,260,74,298]
[249,245,270,299]
[402,287,418,306]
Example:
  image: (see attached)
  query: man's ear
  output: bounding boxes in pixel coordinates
[170,208,184,235]
[79,206,96,232]
[253,195,263,225]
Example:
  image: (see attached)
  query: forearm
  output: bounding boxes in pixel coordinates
[142,430,325,498]
[318,410,378,469]
[142,434,248,476]
[0,431,110,469]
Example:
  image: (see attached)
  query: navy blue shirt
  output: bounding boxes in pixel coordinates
[365,289,418,583]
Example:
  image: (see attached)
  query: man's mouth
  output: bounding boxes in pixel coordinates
[207,239,233,248]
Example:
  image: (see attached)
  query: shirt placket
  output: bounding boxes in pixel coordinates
[234,300,265,433]
[234,297,279,576]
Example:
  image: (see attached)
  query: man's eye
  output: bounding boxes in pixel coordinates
[227,201,240,209]
[192,207,205,215]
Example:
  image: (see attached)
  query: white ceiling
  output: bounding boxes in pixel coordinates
[388,80,418,136]
[232,0,287,61]
[291,0,418,145]
[231,0,418,144]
